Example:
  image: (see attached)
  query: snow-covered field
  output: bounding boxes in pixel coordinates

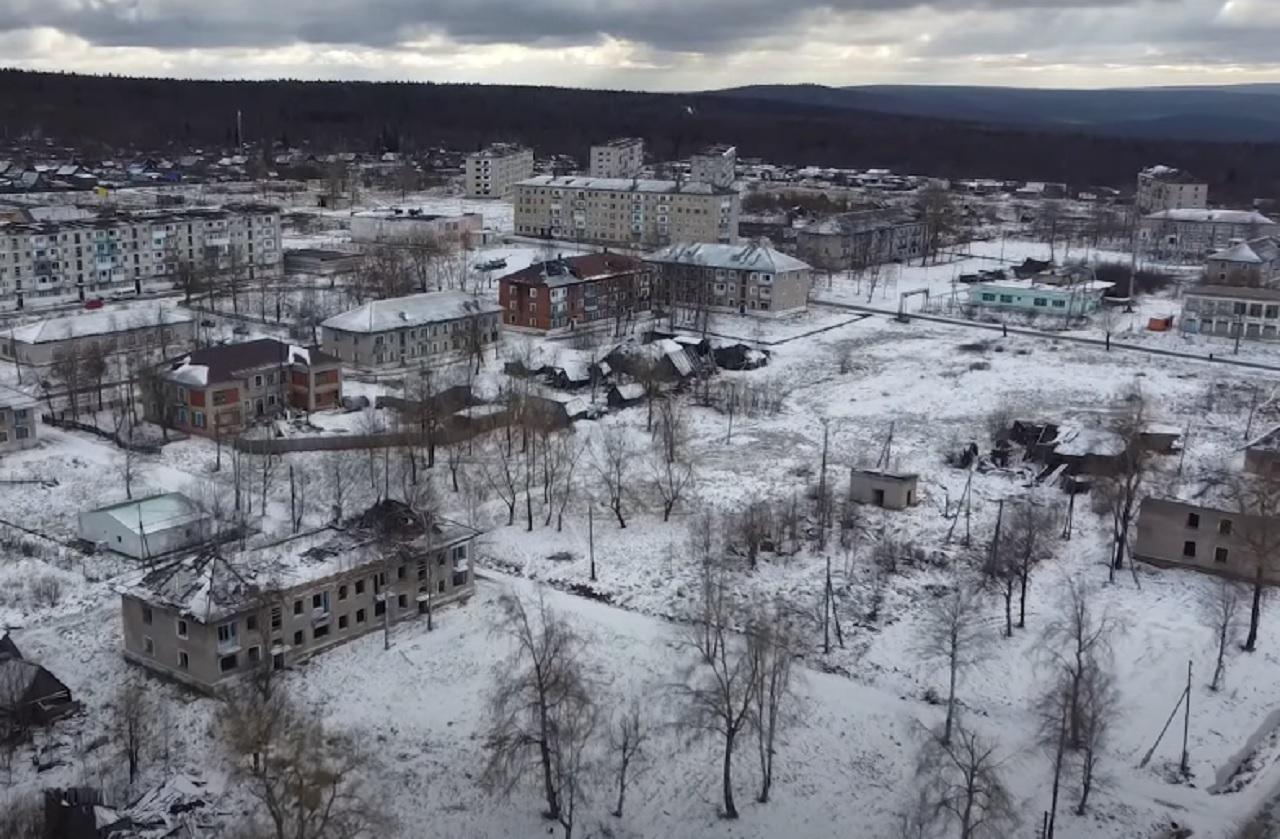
[5,234,1280,837]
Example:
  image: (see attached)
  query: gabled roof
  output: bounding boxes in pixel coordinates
[1184,284,1280,302]
[1208,237,1280,265]
[500,252,647,289]
[321,291,502,334]
[8,307,192,345]
[83,492,206,537]
[160,339,338,387]
[646,241,811,274]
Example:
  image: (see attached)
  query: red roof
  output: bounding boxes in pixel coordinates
[500,253,646,288]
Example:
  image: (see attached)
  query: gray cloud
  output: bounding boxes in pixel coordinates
[0,0,1163,52]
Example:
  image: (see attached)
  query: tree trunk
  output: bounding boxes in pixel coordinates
[1003,582,1013,638]
[1017,569,1029,628]
[1076,750,1094,815]
[722,729,738,819]
[944,652,957,744]
[612,500,626,529]
[1245,576,1263,652]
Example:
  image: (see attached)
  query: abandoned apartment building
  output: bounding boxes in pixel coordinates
[119,501,478,692]
[1133,497,1280,585]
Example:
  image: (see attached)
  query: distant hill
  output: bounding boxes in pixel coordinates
[708,84,1280,143]
[3,71,1280,200]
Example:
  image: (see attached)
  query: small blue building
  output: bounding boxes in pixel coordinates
[967,279,1113,317]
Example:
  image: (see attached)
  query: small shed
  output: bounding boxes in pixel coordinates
[848,469,920,510]
[78,493,209,560]
[608,383,645,409]
[0,638,77,726]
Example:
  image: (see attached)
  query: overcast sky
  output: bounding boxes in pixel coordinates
[0,0,1276,89]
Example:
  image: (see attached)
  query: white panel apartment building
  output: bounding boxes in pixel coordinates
[464,143,535,199]
[690,145,738,189]
[1136,165,1208,214]
[514,176,740,247]
[589,137,645,178]
[0,204,281,310]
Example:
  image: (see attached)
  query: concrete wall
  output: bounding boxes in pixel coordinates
[0,403,37,452]
[1134,497,1280,584]
[122,538,477,692]
[848,471,918,510]
[322,314,500,368]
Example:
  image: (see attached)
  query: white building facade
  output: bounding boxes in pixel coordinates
[321,290,503,369]
[1136,166,1208,214]
[464,144,535,199]
[589,138,644,179]
[0,204,282,310]
[690,145,737,189]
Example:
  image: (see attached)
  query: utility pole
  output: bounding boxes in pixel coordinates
[818,418,830,549]
[588,502,596,582]
[1181,660,1192,775]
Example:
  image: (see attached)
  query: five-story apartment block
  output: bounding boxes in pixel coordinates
[465,143,535,199]
[0,204,281,310]
[589,137,645,179]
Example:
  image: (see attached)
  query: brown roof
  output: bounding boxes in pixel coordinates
[164,339,339,385]
[500,253,647,288]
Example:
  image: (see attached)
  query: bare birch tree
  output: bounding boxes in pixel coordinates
[482,591,594,826]
[915,720,1017,839]
[609,697,650,818]
[1226,470,1280,652]
[919,582,985,744]
[595,427,634,528]
[1096,394,1150,583]
[1201,578,1244,691]
[1038,578,1117,749]
[749,610,800,803]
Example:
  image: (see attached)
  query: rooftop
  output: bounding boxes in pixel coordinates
[970,278,1114,294]
[518,175,734,196]
[0,382,38,409]
[595,137,643,149]
[1140,165,1203,184]
[322,291,502,334]
[121,501,478,622]
[470,143,529,158]
[1184,284,1280,302]
[161,339,338,387]
[645,241,811,274]
[1145,208,1275,225]
[84,492,206,537]
[1208,237,1280,265]
[500,252,647,288]
[8,306,192,345]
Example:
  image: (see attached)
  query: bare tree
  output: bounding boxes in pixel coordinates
[749,609,800,803]
[673,571,759,819]
[919,582,985,745]
[649,400,696,522]
[219,685,386,839]
[1225,470,1280,652]
[482,590,594,827]
[915,720,1017,839]
[916,184,961,266]
[594,427,634,528]
[1010,501,1055,628]
[551,436,586,531]
[112,679,152,786]
[1038,578,1117,749]
[1201,578,1244,691]
[1096,394,1150,584]
[478,435,522,526]
[1074,660,1118,815]
[609,697,650,818]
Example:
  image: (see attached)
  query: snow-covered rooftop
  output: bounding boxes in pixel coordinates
[646,241,811,274]
[1145,208,1275,225]
[1208,237,1279,265]
[8,307,192,345]
[86,493,206,536]
[322,291,502,334]
[971,278,1114,294]
[518,175,732,196]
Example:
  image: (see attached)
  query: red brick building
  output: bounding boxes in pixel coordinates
[497,253,651,334]
[148,339,342,438]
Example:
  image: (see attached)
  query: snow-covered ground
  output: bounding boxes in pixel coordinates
[5,235,1280,837]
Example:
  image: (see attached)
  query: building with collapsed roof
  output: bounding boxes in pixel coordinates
[795,209,925,268]
[147,339,342,438]
[118,500,479,692]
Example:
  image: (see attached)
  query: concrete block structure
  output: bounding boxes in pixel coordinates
[119,501,479,692]
[0,383,37,452]
[498,252,652,333]
[514,176,739,247]
[1136,165,1208,214]
[321,290,502,369]
[0,306,194,367]
[1204,237,1280,288]
[848,469,919,510]
[149,339,342,438]
[645,241,812,315]
[78,493,209,560]
[590,137,645,179]
[796,210,926,269]
[1140,209,1278,261]
[1134,497,1280,585]
[465,143,534,199]
[690,144,737,189]
[1180,285,1280,341]
[0,204,282,309]
[349,210,483,245]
